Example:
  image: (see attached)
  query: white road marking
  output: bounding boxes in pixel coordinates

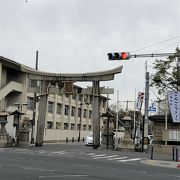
[127,170,147,174]
[93,155,119,159]
[87,153,95,155]
[23,167,56,172]
[108,156,128,160]
[118,158,142,162]
[38,150,47,153]
[91,154,107,157]
[50,151,67,154]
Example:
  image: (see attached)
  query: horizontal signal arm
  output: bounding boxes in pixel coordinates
[130,53,180,59]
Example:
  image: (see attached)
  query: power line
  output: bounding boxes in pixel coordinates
[153,41,180,53]
[149,86,162,101]
[131,36,180,53]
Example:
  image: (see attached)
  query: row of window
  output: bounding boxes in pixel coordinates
[28,79,107,107]
[28,80,89,101]
[47,121,92,131]
[27,97,92,118]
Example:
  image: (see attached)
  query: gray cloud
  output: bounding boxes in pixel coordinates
[0,0,179,106]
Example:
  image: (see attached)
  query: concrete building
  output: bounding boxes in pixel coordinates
[0,56,113,143]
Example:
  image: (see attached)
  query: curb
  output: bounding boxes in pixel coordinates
[141,159,179,169]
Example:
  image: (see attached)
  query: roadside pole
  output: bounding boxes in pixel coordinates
[165,94,168,145]
[115,91,119,150]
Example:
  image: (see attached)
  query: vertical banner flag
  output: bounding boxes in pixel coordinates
[136,92,144,110]
[168,91,180,123]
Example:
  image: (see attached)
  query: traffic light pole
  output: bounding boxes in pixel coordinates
[108,51,180,152]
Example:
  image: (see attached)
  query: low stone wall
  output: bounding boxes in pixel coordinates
[148,144,180,155]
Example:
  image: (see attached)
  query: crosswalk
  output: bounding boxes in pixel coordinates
[86,152,145,162]
[0,148,145,163]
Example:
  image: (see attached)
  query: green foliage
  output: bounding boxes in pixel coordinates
[150,47,180,96]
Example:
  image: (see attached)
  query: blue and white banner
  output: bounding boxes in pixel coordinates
[168,91,180,123]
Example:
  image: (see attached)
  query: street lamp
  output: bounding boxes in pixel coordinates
[11,103,27,146]
[10,110,25,145]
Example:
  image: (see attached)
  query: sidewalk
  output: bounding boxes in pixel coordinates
[141,150,180,169]
[142,159,179,169]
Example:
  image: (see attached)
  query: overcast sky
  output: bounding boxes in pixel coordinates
[0,0,179,109]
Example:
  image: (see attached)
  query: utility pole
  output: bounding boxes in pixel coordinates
[143,69,149,152]
[31,51,38,145]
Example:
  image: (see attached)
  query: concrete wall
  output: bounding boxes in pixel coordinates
[43,129,92,142]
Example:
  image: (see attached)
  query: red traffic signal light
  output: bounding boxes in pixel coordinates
[107,52,130,60]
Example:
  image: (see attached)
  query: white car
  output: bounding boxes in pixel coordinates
[85,132,93,146]
[85,132,102,146]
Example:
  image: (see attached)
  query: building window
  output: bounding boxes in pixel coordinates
[72,93,76,100]
[56,122,61,129]
[88,125,92,131]
[83,125,86,130]
[84,95,88,104]
[56,103,61,114]
[78,108,81,117]
[47,121,53,129]
[78,94,82,101]
[49,81,56,87]
[83,109,87,118]
[71,106,76,116]
[89,110,92,119]
[27,97,34,110]
[64,105,69,116]
[48,101,54,113]
[28,79,37,88]
[77,124,80,130]
[64,123,68,130]
[71,123,75,130]
[90,96,93,104]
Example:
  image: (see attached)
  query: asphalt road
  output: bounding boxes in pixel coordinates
[0,143,179,180]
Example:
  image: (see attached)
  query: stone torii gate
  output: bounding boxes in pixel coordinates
[21,65,123,149]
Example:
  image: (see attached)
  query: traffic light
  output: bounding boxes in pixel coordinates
[107,52,130,60]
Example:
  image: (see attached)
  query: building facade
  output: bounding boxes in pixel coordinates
[0,56,109,143]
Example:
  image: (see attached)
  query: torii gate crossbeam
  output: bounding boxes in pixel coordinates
[21,65,123,148]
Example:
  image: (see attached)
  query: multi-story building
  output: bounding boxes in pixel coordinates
[0,56,108,143]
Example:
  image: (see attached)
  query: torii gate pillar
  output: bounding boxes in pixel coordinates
[92,81,100,149]
[35,80,48,147]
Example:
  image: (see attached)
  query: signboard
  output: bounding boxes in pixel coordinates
[135,91,144,110]
[168,91,180,123]
[149,102,156,112]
